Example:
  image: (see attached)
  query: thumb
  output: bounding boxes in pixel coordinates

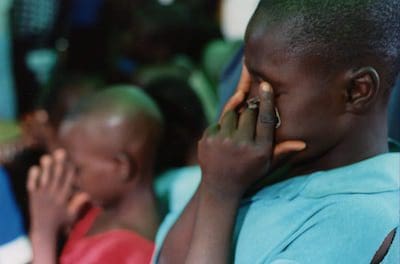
[272,140,306,168]
[220,64,252,121]
[68,192,90,221]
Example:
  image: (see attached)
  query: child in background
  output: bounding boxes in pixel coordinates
[145,77,207,216]
[28,86,163,264]
[3,73,102,232]
[156,0,400,263]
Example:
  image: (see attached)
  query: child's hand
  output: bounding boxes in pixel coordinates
[220,64,252,119]
[198,82,306,199]
[27,149,89,235]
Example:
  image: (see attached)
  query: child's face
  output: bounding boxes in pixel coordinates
[59,118,125,207]
[245,24,348,165]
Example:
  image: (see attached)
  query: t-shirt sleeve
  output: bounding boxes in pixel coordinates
[0,167,31,263]
[0,167,26,244]
[265,198,399,264]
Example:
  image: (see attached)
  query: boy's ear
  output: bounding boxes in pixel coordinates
[114,152,136,182]
[344,66,380,113]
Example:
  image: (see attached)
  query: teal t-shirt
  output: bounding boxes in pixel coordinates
[152,153,400,263]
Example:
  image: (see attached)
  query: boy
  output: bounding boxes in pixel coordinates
[27,86,163,263]
[155,0,400,263]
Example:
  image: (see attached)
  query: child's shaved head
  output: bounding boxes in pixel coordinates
[66,85,163,126]
[65,85,163,143]
[63,86,163,154]
[247,0,400,92]
[58,86,163,206]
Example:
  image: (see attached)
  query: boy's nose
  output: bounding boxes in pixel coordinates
[71,176,82,192]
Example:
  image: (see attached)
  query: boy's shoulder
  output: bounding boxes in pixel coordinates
[300,152,399,198]
[63,207,154,263]
[233,153,399,263]
[245,153,399,208]
[61,229,154,264]
[241,153,399,233]
[235,191,399,263]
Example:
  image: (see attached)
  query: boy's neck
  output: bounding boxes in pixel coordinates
[289,119,389,178]
[89,183,159,241]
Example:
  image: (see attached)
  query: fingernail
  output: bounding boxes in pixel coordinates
[41,155,52,165]
[54,149,66,160]
[261,82,272,93]
[296,142,307,150]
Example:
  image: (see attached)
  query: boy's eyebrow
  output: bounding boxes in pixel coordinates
[247,65,276,85]
[246,64,265,79]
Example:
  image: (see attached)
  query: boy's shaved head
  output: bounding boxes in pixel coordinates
[64,85,163,151]
[61,86,163,175]
[59,86,163,204]
[247,0,400,91]
[67,85,163,126]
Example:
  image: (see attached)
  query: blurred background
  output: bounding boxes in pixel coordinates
[0,0,260,122]
[0,0,263,154]
[0,2,261,262]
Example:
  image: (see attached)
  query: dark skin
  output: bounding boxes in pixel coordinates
[159,21,388,263]
[28,109,161,264]
[60,114,160,238]
[28,150,90,264]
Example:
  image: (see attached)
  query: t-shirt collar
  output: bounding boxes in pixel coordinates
[246,153,400,202]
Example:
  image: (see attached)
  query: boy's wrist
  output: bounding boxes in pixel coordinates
[30,224,58,242]
[30,230,58,264]
[199,179,243,204]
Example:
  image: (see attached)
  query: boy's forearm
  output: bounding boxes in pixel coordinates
[30,230,57,264]
[159,182,240,264]
[185,182,241,264]
[159,190,200,264]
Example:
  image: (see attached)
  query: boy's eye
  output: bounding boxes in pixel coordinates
[251,75,263,84]
[74,166,82,176]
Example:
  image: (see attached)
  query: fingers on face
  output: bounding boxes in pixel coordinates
[203,123,220,138]
[221,91,246,119]
[234,108,257,142]
[30,149,72,192]
[212,79,276,148]
[59,162,76,201]
[231,81,276,145]
[256,82,276,145]
[49,149,67,192]
[27,166,41,192]
[221,64,252,117]
[219,111,238,138]
[39,155,52,187]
